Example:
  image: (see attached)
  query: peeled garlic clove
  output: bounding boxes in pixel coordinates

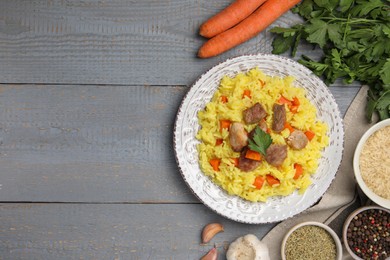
[201,247,218,260]
[202,223,224,243]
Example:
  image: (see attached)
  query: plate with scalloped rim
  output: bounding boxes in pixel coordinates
[173,54,344,224]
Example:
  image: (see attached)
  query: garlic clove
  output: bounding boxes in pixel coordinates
[201,247,218,260]
[202,223,224,243]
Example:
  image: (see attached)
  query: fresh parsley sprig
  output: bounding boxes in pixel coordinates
[270,0,390,122]
[248,126,273,156]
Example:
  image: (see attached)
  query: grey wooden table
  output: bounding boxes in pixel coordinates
[0,1,361,259]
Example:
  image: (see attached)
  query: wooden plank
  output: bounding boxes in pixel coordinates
[0,203,277,259]
[332,86,361,117]
[0,84,360,202]
[0,84,195,202]
[0,0,346,86]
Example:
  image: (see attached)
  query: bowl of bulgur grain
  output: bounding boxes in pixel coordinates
[281,221,342,260]
[353,118,390,209]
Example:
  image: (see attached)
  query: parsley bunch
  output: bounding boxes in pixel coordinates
[270,0,390,121]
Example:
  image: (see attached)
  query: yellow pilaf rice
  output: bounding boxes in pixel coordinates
[196,68,329,202]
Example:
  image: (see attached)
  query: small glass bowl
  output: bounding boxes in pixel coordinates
[342,206,390,260]
[281,221,342,260]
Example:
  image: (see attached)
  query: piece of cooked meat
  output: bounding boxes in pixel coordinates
[265,144,287,167]
[287,130,309,150]
[229,122,248,152]
[272,103,286,133]
[248,120,268,141]
[243,103,267,124]
[238,147,262,172]
[258,119,268,133]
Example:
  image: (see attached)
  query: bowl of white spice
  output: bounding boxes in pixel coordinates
[353,118,390,209]
[281,221,342,260]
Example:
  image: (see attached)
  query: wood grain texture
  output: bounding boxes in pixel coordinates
[0,84,360,203]
[0,0,334,86]
[0,84,196,202]
[0,1,366,259]
[0,203,277,259]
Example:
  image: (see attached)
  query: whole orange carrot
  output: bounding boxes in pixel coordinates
[199,0,267,38]
[198,0,301,58]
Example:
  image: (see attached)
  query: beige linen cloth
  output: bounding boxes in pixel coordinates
[262,85,377,260]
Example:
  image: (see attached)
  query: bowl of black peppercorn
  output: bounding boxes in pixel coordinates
[343,206,390,260]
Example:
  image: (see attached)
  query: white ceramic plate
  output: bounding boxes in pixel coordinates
[173,54,344,224]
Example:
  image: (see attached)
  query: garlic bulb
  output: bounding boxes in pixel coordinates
[226,234,270,260]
